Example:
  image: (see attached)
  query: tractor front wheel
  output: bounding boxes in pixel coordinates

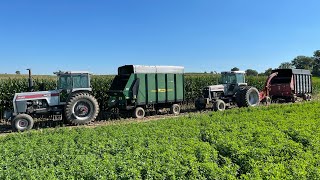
[213,100,226,111]
[12,114,34,132]
[65,93,99,125]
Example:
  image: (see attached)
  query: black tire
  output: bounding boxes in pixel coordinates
[213,100,226,111]
[264,96,272,105]
[170,104,181,115]
[291,95,297,103]
[303,94,308,101]
[195,98,206,110]
[133,107,145,119]
[12,114,34,132]
[236,86,260,107]
[65,92,99,125]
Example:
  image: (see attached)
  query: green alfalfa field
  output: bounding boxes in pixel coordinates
[0,75,320,179]
[0,102,320,179]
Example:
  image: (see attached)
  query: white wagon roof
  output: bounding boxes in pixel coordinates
[120,65,184,74]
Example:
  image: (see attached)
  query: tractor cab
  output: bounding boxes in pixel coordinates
[220,71,246,85]
[220,71,247,96]
[54,71,92,102]
[56,71,91,90]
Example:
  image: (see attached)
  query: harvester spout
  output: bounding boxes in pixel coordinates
[259,72,278,102]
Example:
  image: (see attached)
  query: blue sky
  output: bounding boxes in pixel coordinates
[0,0,319,75]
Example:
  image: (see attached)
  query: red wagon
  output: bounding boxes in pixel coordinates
[260,69,312,103]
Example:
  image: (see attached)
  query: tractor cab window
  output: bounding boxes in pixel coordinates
[58,75,72,90]
[221,73,237,84]
[57,74,89,90]
[221,73,245,84]
[235,73,245,84]
[72,74,89,88]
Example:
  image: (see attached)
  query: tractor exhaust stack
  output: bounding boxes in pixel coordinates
[26,68,34,92]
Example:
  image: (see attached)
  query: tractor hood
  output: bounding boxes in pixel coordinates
[14,90,60,101]
[13,90,61,113]
[207,84,225,92]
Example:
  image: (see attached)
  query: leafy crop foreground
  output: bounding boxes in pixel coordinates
[1,101,320,179]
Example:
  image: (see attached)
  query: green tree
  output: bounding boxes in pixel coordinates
[231,67,239,71]
[264,68,273,76]
[278,62,292,69]
[15,71,21,75]
[312,50,320,76]
[314,50,320,57]
[245,69,258,76]
[291,56,314,70]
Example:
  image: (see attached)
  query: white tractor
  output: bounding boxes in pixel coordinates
[195,71,260,111]
[4,70,99,131]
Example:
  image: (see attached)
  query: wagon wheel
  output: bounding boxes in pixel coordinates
[133,107,145,119]
[170,104,181,115]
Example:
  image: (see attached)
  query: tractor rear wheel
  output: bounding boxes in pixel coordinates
[170,104,181,115]
[65,93,99,125]
[213,100,226,111]
[133,107,145,119]
[12,114,34,132]
[236,86,260,107]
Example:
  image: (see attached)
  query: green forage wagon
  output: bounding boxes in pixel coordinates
[106,65,185,118]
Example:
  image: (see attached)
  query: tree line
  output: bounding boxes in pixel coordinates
[230,50,320,76]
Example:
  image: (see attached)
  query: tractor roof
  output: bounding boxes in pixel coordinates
[54,71,90,75]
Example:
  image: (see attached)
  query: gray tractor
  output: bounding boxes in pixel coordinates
[195,71,260,111]
[4,70,99,131]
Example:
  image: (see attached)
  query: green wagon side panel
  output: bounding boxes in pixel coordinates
[124,74,135,99]
[166,74,175,101]
[175,74,184,101]
[129,73,184,105]
[157,74,166,103]
[147,74,157,103]
[137,74,146,105]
